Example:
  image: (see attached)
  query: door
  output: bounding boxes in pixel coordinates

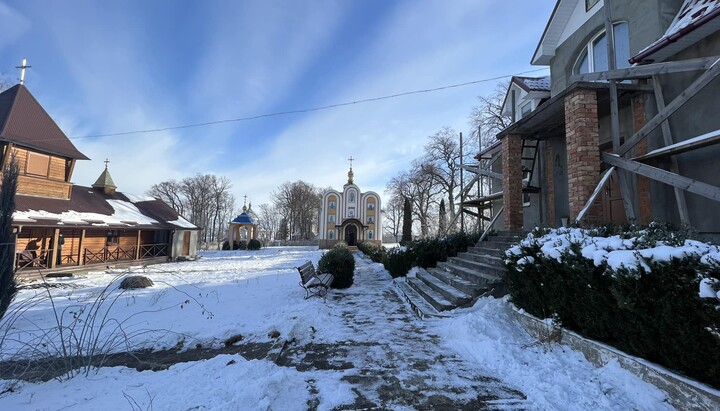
[344,225,357,246]
[182,231,191,256]
[602,171,627,225]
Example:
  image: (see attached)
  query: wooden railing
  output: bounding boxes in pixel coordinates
[15,248,51,270]
[139,243,168,259]
[84,246,136,264]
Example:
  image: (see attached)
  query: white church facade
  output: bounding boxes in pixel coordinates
[318,162,381,249]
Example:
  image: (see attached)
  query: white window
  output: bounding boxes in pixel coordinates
[367,216,375,224]
[520,102,532,119]
[328,214,336,223]
[328,201,336,209]
[368,231,373,240]
[574,22,630,75]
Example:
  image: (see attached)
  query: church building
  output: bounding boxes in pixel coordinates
[318,160,381,249]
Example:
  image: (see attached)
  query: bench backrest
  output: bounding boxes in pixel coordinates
[297,261,317,284]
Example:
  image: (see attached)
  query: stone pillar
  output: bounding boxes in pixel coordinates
[545,142,555,226]
[502,134,524,231]
[564,89,602,222]
[633,95,652,225]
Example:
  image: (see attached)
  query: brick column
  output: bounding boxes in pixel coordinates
[545,143,555,225]
[632,95,651,225]
[502,135,523,231]
[564,89,602,223]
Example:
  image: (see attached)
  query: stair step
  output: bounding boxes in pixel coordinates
[468,246,507,256]
[407,277,456,312]
[416,269,472,306]
[426,267,487,297]
[393,279,449,319]
[456,251,503,266]
[448,256,504,273]
[438,261,504,286]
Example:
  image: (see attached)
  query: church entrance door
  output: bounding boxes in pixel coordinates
[345,225,357,246]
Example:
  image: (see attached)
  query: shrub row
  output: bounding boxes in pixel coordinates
[357,241,386,263]
[505,224,720,387]
[221,239,262,251]
[381,232,481,278]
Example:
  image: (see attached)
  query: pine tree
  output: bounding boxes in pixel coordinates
[0,157,19,320]
[401,197,412,245]
[438,198,447,236]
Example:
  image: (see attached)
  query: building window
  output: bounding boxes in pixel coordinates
[348,209,355,218]
[520,102,532,119]
[106,230,119,246]
[367,203,375,210]
[328,230,334,239]
[328,201,336,209]
[368,231,373,240]
[26,152,50,177]
[328,215,336,223]
[367,216,375,224]
[586,0,599,11]
[574,22,630,75]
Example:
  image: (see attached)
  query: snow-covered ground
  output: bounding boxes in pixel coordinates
[0,247,675,410]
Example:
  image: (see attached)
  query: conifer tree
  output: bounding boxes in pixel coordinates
[0,157,19,320]
[401,197,412,245]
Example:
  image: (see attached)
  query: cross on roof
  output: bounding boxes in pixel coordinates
[348,156,354,170]
[104,158,110,169]
[16,58,31,85]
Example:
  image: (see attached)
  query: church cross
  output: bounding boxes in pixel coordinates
[104,158,110,169]
[348,156,354,170]
[16,58,32,85]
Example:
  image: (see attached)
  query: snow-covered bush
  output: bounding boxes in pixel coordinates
[318,244,355,289]
[382,232,482,277]
[505,225,720,387]
[384,247,414,278]
[357,241,386,263]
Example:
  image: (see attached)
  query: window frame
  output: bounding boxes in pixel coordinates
[573,22,630,75]
[26,152,51,177]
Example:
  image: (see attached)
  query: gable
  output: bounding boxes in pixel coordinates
[0,85,89,160]
[533,0,605,65]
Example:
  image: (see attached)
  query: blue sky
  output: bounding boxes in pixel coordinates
[0,0,553,209]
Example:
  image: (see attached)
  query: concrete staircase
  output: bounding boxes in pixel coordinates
[394,231,523,318]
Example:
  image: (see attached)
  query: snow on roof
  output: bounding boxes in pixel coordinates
[124,193,156,203]
[516,76,551,92]
[631,0,720,63]
[14,199,160,227]
[169,216,196,229]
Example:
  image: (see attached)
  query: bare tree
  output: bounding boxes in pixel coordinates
[147,180,185,216]
[381,194,404,241]
[256,203,282,244]
[0,75,11,93]
[387,161,443,238]
[423,127,462,226]
[272,181,321,240]
[468,81,512,150]
[0,155,19,320]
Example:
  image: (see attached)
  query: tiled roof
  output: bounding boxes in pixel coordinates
[514,76,551,92]
[631,0,720,64]
[231,212,256,225]
[0,84,89,160]
[13,185,198,230]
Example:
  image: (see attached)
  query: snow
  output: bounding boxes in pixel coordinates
[13,199,160,227]
[664,0,720,39]
[123,193,156,203]
[168,216,196,228]
[0,247,680,410]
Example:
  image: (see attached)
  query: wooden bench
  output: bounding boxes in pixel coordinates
[296,261,334,300]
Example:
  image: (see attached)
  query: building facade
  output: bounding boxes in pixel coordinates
[318,165,382,249]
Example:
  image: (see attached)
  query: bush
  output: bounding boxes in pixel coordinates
[221,240,231,250]
[318,244,355,289]
[505,225,720,387]
[247,239,262,250]
[384,248,414,278]
[233,240,247,250]
[357,241,386,263]
[382,231,482,276]
[119,275,154,289]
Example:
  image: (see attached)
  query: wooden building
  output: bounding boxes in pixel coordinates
[0,83,199,271]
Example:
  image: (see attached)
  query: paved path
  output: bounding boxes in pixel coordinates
[277,255,527,410]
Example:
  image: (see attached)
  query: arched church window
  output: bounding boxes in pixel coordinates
[368,231,374,240]
[349,191,355,203]
[573,22,629,75]
[328,230,334,239]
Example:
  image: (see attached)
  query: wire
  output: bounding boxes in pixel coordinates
[65,67,549,140]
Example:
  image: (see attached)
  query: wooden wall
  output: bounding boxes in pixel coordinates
[8,147,72,200]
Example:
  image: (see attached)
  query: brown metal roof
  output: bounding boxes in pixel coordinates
[14,185,198,230]
[0,84,89,160]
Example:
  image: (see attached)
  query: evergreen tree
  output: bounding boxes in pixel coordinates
[401,197,412,245]
[0,157,19,320]
[438,198,447,235]
[277,217,289,241]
